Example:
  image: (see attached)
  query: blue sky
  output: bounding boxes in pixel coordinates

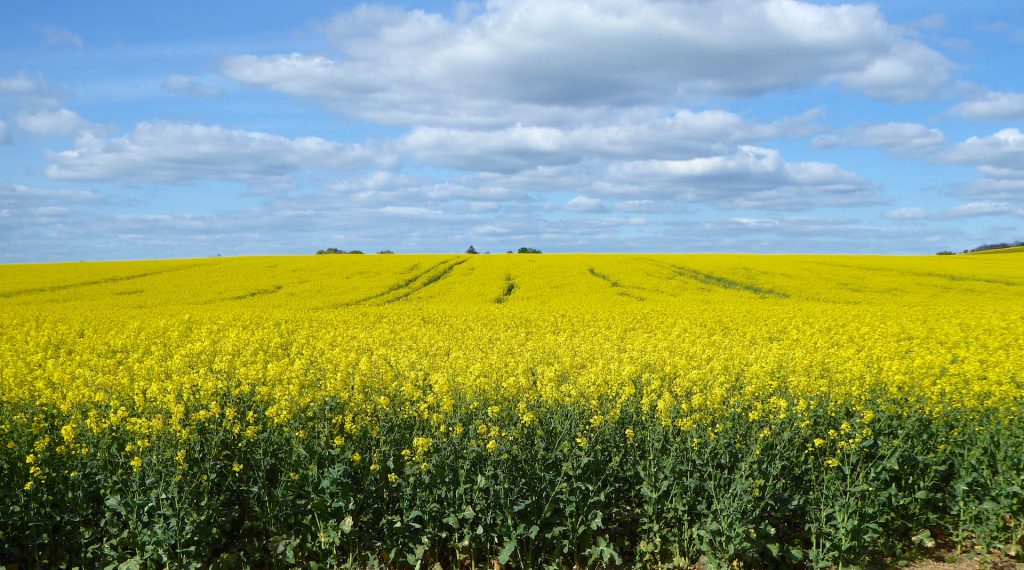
[2,0,1023,261]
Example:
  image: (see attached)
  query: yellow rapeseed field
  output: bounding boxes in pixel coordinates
[1,253,1022,568]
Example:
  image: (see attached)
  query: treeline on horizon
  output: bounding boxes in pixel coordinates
[937,239,1024,255]
[316,246,543,255]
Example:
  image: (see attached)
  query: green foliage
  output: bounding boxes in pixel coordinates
[517,247,542,254]
[3,398,1023,568]
[316,248,364,254]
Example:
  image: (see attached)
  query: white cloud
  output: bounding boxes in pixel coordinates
[885,207,927,219]
[38,25,84,48]
[943,129,1024,208]
[379,206,445,218]
[950,90,1024,121]
[44,121,392,185]
[15,108,93,137]
[812,122,945,158]
[0,182,102,208]
[943,201,1021,218]
[0,120,9,144]
[221,0,949,125]
[666,215,951,254]
[564,196,606,213]
[162,74,222,97]
[403,108,820,173]
[0,73,50,98]
[602,145,879,210]
[943,128,1024,180]
[0,182,103,238]
[831,41,948,101]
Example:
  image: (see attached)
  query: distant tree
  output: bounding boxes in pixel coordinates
[506,250,513,254]
[967,240,1024,253]
[517,247,542,254]
[316,247,364,254]
[466,245,479,254]
[936,251,955,255]
[377,250,395,254]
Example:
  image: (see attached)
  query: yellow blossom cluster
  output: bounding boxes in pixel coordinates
[1,253,1022,501]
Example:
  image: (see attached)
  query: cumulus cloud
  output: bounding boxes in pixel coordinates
[15,108,93,137]
[564,196,606,213]
[950,90,1024,121]
[943,128,1024,180]
[942,129,1024,208]
[43,121,393,185]
[812,122,945,158]
[602,146,879,210]
[162,74,222,97]
[403,108,820,173]
[220,0,949,125]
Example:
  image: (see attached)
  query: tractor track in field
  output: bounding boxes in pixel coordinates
[668,264,789,298]
[228,284,284,301]
[638,259,788,298]
[333,258,455,308]
[333,258,470,307]
[494,274,516,304]
[0,262,209,299]
[380,259,468,304]
[586,267,645,301]
[807,261,1022,287]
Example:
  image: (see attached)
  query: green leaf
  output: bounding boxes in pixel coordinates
[118,558,141,570]
[498,538,517,564]
[340,515,353,534]
[104,496,126,516]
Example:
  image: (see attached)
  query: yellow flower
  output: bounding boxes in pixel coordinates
[130,456,143,471]
[232,462,244,474]
[388,473,399,483]
[351,452,362,464]
[486,439,498,453]
[412,436,432,456]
